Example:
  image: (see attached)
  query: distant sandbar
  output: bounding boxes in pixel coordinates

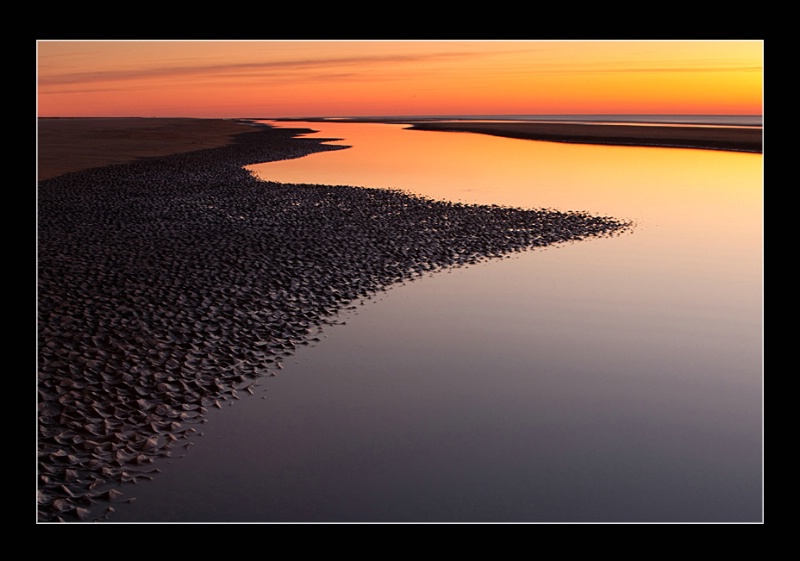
[403,121,763,153]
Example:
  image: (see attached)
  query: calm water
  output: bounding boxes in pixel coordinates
[110,120,763,522]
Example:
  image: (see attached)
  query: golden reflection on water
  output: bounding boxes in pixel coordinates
[250,121,760,220]
[248,120,762,338]
[239,121,762,521]
[98,119,765,523]
[248,120,762,255]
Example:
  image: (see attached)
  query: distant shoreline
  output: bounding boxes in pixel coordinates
[275,116,763,154]
[37,116,762,181]
[402,120,763,154]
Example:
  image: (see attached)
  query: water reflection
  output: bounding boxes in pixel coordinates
[249,121,762,344]
[248,121,760,226]
[112,120,762,522]
[253,122,762,522]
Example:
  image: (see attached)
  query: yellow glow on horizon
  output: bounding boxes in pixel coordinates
[37,40,763,118]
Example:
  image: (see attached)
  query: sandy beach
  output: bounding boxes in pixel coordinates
[37,118,260,180]
[37,117,761,522]
[37,117,633,522]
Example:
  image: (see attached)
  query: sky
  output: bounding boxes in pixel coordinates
[36,40,763,118]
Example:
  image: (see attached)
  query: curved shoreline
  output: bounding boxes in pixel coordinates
[38,117,763,185]
[37,123,632,522]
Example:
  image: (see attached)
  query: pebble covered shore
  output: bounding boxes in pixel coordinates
[37,124,631,522]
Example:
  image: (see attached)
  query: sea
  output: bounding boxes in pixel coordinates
[108,115,763,522]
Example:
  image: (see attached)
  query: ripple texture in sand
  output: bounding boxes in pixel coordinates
[37,126,630,522]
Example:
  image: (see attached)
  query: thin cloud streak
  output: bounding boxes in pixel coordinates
[38,50,504,87]
[40,56,762,91]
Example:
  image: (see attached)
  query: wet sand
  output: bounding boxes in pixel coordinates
[38,116,766,522]
[404,121,763,153]
[37,119,631,522]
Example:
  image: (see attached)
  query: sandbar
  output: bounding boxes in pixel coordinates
[404,121,763,153]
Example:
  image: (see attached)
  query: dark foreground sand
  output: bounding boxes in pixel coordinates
[37,116,765,522]
[405,121,763,153]
[37,119,635,522]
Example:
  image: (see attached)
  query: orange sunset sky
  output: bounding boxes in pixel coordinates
[37,40,763,118]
